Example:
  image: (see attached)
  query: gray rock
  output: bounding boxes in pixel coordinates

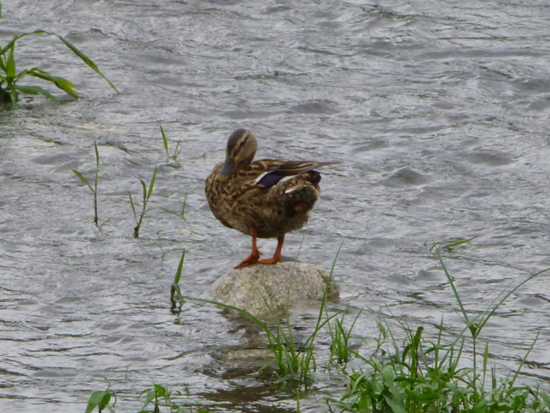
[209,262,340,320]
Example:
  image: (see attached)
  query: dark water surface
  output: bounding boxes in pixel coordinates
[1,0,550,411]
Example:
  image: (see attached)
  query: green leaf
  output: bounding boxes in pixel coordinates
[146,167,158,202]
[0,33,23,57]
[6,39,16,80]
[13,68,30,82]
[174,249,185,285]
[56,35,119,93]
[0,30,117,96]
[94,141,100,168]
[138,178,147,207]
[129,191,137,218]
[443,237,477,250]
[93,141,100,188]
[483,341,489,374]
[383,395,407,413]
[14,85,57,100]
[160,125,168,152]
[171,282,182,299]
[153,383,166,397]
[72,170,94,192]
[9,88,17,105]
[27,69,78,98]
[85,391,110,413]
[142,390,156,410]
[0,53,7,73]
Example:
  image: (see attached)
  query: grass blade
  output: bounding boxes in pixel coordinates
[509,330,540,388]
[93,141,100,188]
[436,251,470,327]
[85,391,111,413]
[27,68,78,98]
[129,191,137,219]
[476,268,550,335]
[139,178,147,207]
[14,85,56,100]
[0,33,25,57]
[72,170,93,192]
[6,39,15,79]
[160,125,168,152]
[146,167,158,202]
[174,250,185,285]
[56,34,119,93]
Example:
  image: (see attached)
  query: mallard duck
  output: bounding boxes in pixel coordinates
[205,129,336,269]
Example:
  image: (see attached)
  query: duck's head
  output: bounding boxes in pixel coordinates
[216,129,257,181]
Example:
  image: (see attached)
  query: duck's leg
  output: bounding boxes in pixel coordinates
[235,228,262,269]
[258,235,284,265]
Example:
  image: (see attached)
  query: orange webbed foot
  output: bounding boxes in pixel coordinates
[257,257,282,265]
[257,234,284,266]
[234,249,262,269]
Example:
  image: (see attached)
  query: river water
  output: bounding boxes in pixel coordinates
[1,0,550,411]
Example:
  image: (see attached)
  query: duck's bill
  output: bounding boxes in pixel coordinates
[216,156,236,181]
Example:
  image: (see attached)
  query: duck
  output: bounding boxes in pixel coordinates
[205,129,336,269]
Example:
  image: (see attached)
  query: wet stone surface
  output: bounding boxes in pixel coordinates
[210,262,339,319]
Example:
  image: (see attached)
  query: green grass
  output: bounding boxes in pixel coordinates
[333,246,550,413]
[85,382,211,413]
[327,306,362,367]
[0,1,117,105]
[160,125,182,165]
[129,166,158,238]
[336,320,548,413]
[73,141,100,227]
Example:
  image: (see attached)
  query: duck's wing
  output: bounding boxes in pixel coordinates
[249,160,338,189]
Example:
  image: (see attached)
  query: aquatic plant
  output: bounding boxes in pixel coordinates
[73,141,100,227]
[326,306,362,366]
[333,247,550,413]
[85,381,116,413]
[0,2,118,105]
[129,166,158,238]
[336,320,549,412]
[170,249,186,315]
[160,125,182,165]
[86,382,210,413]
[140,383,174,413]
[141,383,210,413]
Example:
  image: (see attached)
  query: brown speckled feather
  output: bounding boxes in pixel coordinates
[206,159,334,238]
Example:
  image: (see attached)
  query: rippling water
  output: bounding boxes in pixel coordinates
[1,0,550,411]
